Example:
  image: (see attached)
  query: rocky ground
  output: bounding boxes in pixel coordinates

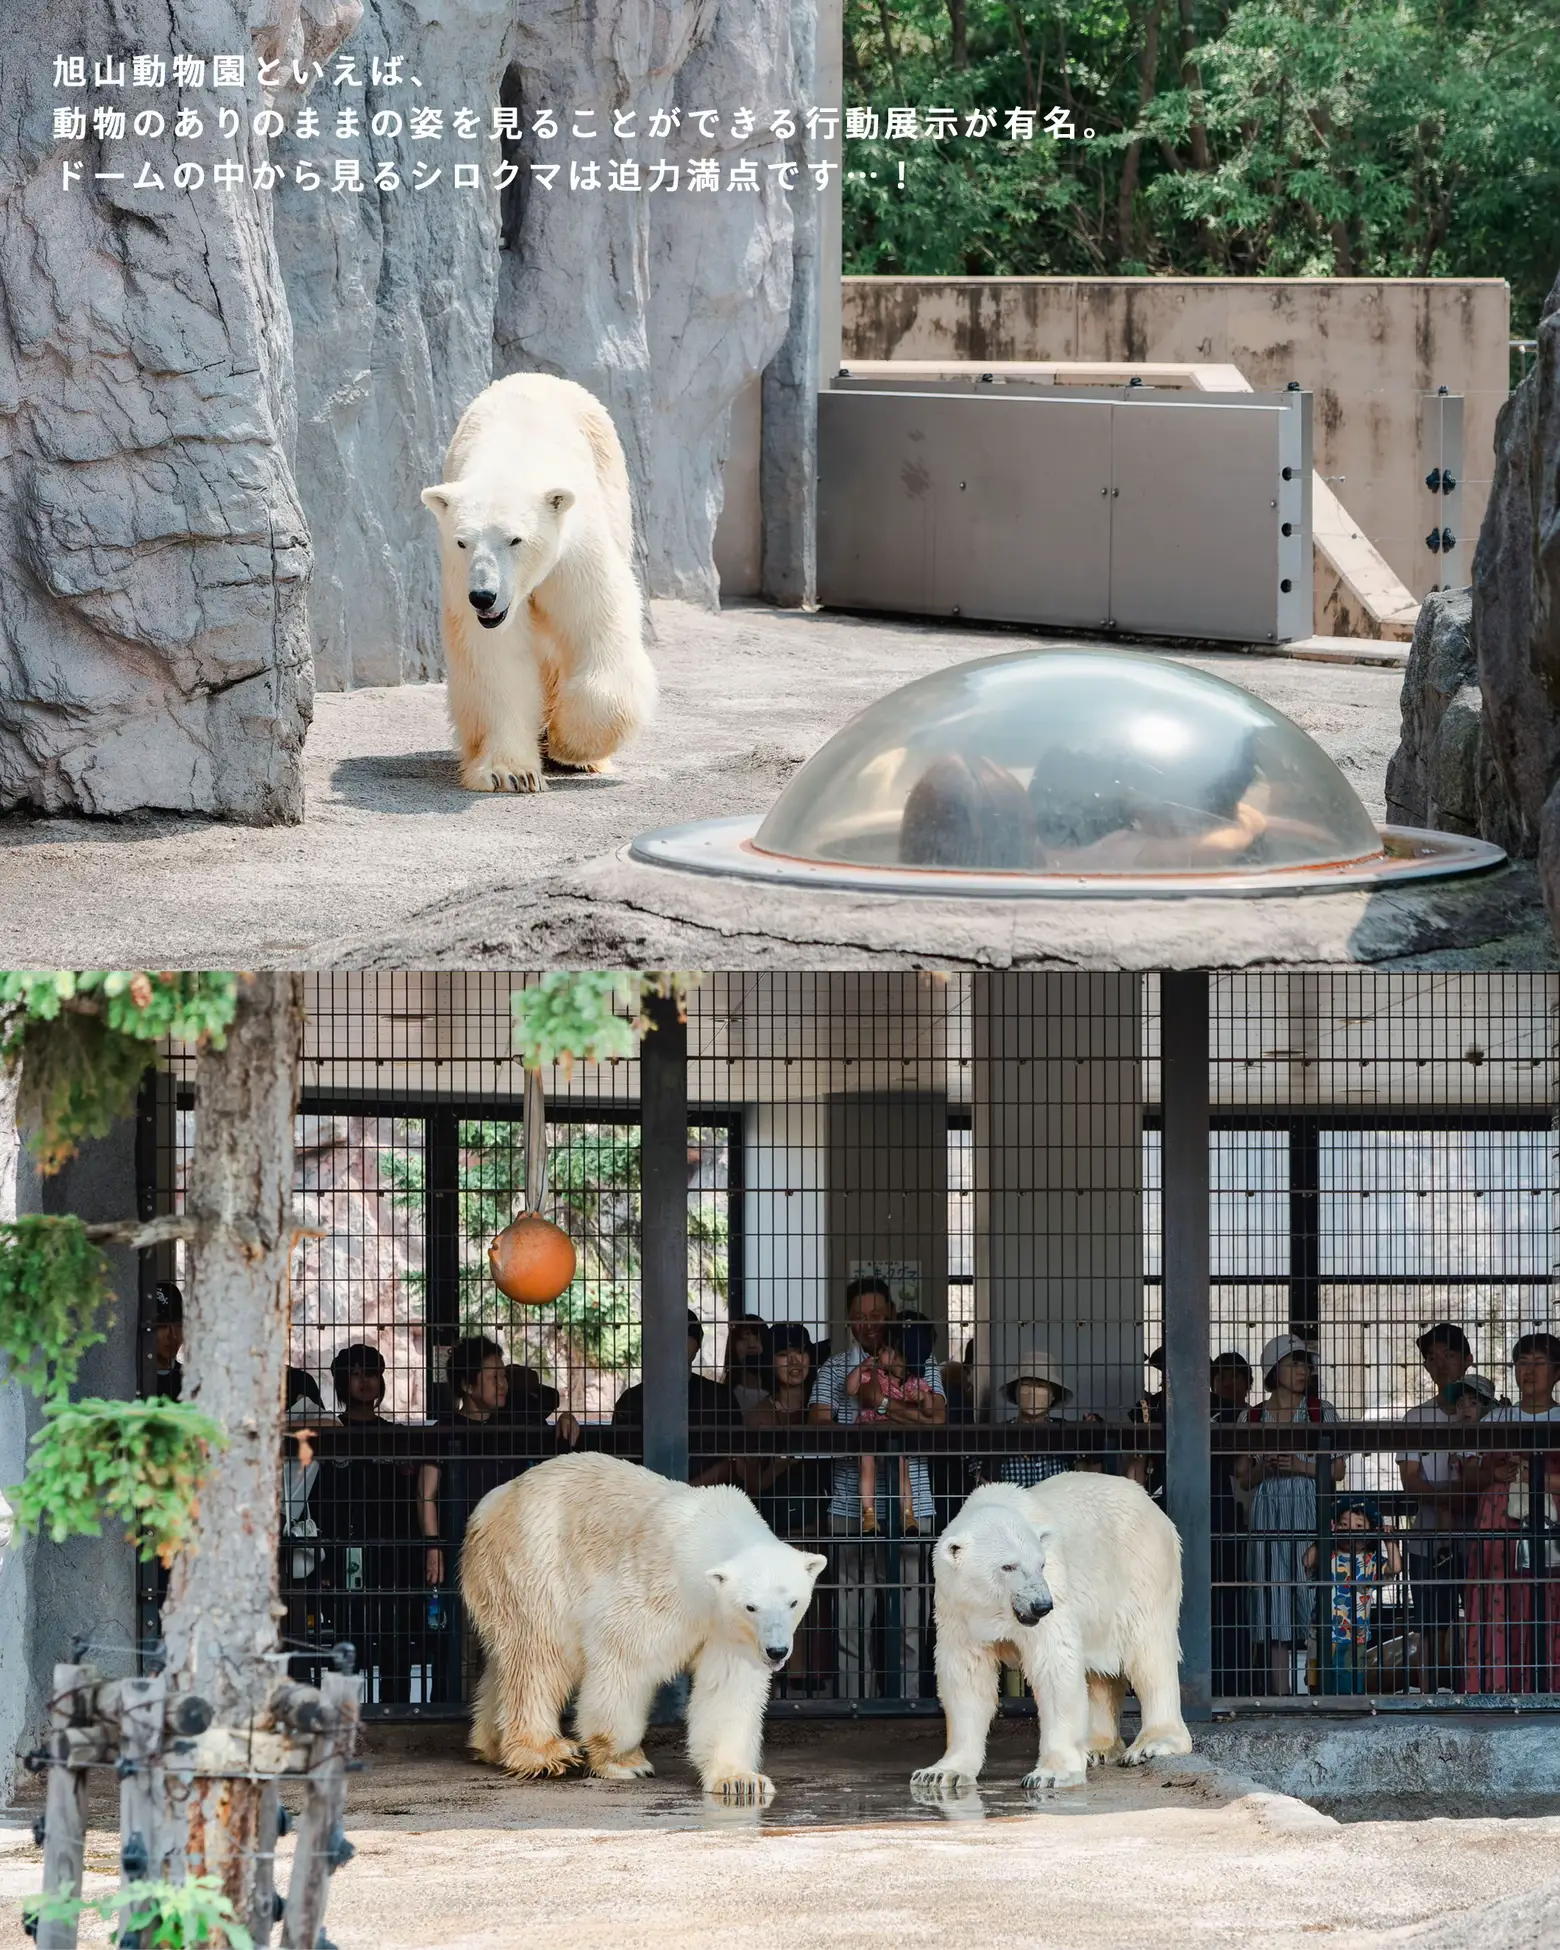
[0,598,1467,969]
[3,1721,1558,1948]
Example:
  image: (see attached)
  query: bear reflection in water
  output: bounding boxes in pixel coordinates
[897,731,1284,874]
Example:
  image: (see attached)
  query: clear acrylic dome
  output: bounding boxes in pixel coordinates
[751,648,1385,878]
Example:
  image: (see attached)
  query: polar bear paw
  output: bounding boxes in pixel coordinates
[1087,1738,1127,1765]
[463,751,544,794]
[500,1735,583,1779]
[910,1763,980,1793]
[586,1741,655,1781]
[1120,1728,1195,1766]
[707,1770,774,1806]
[1022,1760,1087,1791]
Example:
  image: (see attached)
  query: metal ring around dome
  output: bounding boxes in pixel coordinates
[627,816,1507,900]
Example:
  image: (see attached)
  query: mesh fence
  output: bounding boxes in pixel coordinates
[136,972,1558,1715]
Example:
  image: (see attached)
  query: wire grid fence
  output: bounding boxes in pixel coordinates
[136,972,1559,1716]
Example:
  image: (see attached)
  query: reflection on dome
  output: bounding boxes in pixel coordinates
[751,648,1384,878]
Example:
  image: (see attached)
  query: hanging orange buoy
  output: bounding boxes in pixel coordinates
[488,1065,577,1304]
[488,1211,577,1305]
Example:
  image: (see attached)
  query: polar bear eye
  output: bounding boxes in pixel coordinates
[1000,1563,1018,1573]
[789,1600,798,1609]
[509,536,522,547]
[455,539,466,549]
[745,1604,757,1614]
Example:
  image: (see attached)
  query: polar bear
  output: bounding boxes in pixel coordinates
[911,1474,1192,1793]
[420,373,657,793]
[460,1453,826,1803]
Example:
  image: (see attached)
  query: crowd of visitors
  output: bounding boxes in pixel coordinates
[142,1280,1560,1705]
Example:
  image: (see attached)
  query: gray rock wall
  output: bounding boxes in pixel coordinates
[1384,588,1516,851]
[1473,267,1560,930]
[494,0,798,612]
[1,0,814,815]
[0,0,350,821]
[273,0,511,688]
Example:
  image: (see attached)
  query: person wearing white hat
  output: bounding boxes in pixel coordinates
[1234,1334,1345,1695]
[977,1347,1076,1489]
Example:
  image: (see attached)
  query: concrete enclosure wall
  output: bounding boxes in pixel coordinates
[0,1105,141,1796]
[838,278,1509,613]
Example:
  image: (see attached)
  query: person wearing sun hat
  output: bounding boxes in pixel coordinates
[976,1343,1078,1489]
[1234,1333,1346,1696]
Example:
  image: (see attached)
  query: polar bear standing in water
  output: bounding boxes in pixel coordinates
[421,374,657,793]
[912,1474,1192,1792]
[460,1454,826,1804]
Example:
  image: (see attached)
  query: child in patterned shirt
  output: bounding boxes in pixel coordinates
[1303,1497,1401,1694]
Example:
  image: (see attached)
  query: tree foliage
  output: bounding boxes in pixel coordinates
[509,972,700,1071]
[0,971,238,1174]
[0,1216,110,1398]
[845,0,1560,332]
[0,973,237,1565]
[26,1873,254,1949]
[11,1397,227,1565]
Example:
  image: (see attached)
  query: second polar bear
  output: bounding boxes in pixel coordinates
[912,1473,1192,1792]
[421,374,657,792]
[460,1453,826,1803]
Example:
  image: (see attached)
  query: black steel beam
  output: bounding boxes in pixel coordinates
[1161,972,1212,1721]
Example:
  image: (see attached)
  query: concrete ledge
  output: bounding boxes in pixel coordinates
[1199,1715,1560,1805]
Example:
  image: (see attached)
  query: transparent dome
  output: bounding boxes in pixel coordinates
[751,648,1384,879]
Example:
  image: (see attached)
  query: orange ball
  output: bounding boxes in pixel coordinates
[488,1213,577,1305]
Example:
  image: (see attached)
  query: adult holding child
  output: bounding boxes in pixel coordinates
[809,1278,946,1699]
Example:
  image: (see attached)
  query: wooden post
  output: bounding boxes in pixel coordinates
[114,1675,167,1950]
[37,1663,91,1950]
[280,1672,360,1950]
[248,1783,282,1948]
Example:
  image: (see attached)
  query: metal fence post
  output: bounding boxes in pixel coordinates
[1161,973,1213,1721]
[641,993,690,1486]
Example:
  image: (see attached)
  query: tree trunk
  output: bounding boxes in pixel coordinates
[160,973,304,1929]
[1117,0,1164,260]
[1177,0,1212,170]
[948,0,967,68]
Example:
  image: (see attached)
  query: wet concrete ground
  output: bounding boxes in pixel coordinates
[6,1720,1560,1947]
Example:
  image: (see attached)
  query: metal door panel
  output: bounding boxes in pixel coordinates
[927,394,1111,628]
[817,390,1112,627]
[817,390,935,613]
[1108,402,1283,642]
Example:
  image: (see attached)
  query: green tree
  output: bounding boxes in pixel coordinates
[844,0,1560,331]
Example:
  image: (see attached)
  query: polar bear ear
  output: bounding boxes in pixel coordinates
[707,1566,731,1591]
[944,1540,964,1560]
[800,1552,827,1582]
[546,487,576,517]
[421,485,451,514]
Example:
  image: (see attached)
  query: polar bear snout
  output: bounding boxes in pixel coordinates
[763,1645,791,1671]
[1012,1585,1054,1628]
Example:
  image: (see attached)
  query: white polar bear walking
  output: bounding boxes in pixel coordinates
[421,373,657,793]
[460,1453,826,1803]
[913,1473,1193,1793]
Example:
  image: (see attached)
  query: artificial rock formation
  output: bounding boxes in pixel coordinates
[272,0,512,687]
[278,0,810,678]
[0,0,814,819]
[1472,267,1560,932]
[1389,263,1560,935]
[1384,588,1511,847]
[496,0,801,611]
[0,0,355,821]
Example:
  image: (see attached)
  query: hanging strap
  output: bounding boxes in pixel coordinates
[524,1065,548,1214]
